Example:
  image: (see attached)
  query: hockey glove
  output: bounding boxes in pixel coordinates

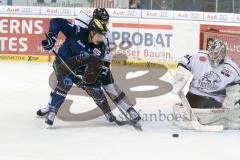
[171,66,192,94]
[42,32,57,51]
[222,84,240,109]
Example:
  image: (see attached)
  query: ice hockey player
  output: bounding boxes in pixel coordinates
[37,8,141,126]
[73,8,114,50]
[73,8,141,123]
[37,18,120,126]
[171,39,240,129]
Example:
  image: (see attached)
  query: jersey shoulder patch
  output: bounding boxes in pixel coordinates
[198,51,208,61]
[224,57,240,77]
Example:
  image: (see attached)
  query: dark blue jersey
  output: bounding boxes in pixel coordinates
[49,18,112,84]
[48,18,106,63]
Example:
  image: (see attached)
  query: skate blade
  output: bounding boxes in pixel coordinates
[132,123,142,131]
[114,120,129,126]
[45,125,51,129]
[45,123,53,129]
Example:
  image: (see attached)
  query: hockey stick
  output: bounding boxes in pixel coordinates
[191,107,240,125]
[52,50,83,80]
[166,68,223,131]
[178,91,223,132]
[117,106,142,131]
[52,50,129,126]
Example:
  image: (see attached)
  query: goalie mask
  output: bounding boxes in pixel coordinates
[208,39,227,67]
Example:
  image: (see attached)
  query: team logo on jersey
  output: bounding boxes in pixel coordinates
[221,67,231,77]
[93,48,102,56]
[199,56,207,62]
[184,55,192,65]
[198,71,221,90]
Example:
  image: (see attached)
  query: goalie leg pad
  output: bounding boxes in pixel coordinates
[172,103,240,129]
[172,103,193,129]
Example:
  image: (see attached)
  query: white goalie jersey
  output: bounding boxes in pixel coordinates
[179,51,240,103]
[72,13,114,62]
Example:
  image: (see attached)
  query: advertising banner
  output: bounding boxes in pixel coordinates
[0,16,65,58]
[0,17,47,55]
[74,7,94,16]
[203,12,235,22]
[108,8,141,18]
[0,6,41,15]
[0,16,200,64]
[141,10,174,19]
[110,18,199,64]
[40,7,74,16]
[173,11,203,21]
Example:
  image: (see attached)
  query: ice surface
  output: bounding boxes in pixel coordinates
[0,61,239,160]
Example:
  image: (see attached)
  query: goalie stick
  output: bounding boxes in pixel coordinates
[166,68,223,132]
[51,50,128,126]
[192,107,240,125]
[151,30,224,131]
[178,91,223,132]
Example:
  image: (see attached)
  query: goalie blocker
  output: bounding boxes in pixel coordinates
[171,39,240,130]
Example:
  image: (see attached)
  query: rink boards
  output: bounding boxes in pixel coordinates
[1,8,240,66]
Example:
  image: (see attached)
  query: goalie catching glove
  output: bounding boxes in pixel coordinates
[222,84,240,109]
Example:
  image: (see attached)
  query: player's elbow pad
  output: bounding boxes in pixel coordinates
[171,66,192,94]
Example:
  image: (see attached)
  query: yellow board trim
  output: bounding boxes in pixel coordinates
[0,54,177,69]
[0,54,50,62]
